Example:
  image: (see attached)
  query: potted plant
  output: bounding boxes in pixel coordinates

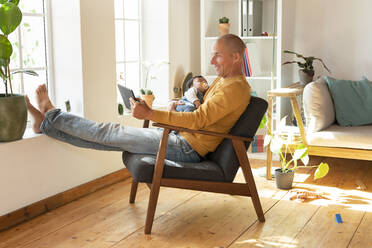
[264,117,329,189]
[139,88,154,108]
[282,50,331,85]
[218,17,230,36]
[0,0,38,142]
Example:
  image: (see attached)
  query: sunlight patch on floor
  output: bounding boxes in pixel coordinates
[286,183,372,212]
[235,236,298,248]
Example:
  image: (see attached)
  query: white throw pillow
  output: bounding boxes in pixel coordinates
[303,77,335,132]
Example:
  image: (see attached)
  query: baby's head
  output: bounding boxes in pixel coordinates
[190,76,209,94]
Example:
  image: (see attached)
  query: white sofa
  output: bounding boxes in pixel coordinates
[301,77,372,160]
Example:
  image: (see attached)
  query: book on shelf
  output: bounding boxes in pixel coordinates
[249,134,264,153]
[243,50,250,77]
[243,43,262,77]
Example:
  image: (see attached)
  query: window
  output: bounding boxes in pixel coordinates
[2,0,51,105]
[115,0,169,107]
[114,0,142,100]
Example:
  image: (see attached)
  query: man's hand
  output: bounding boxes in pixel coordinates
[130,97,153,120]
[167,100,184,111]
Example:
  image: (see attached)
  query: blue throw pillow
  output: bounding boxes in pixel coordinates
[324,76,372,126]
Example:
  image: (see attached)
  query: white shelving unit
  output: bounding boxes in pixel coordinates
[201,0,282,118]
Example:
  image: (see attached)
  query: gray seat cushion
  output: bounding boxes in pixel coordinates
[122,96,268,184]
[122,152,225,183]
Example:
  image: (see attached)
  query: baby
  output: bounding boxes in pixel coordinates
[176,76,209,112]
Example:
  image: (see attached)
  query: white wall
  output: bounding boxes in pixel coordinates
[168,0,200,98]
[280,0,372,119]
[282,0,372,82]
[0,135,123,216]
[80,0,118,122]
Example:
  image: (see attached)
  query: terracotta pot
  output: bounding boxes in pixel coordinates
[274,168,294,190]
[0,94,27,142]
[141,94,155,108]
[299,69,314,85]
[218,23,230,36]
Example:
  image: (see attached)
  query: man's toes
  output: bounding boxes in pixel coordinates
[36,86,42,94]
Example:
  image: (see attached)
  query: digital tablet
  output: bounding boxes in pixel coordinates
[117,84,138,110]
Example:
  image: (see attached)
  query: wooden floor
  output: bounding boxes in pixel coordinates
[1,156,372,248]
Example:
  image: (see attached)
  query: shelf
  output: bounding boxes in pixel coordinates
[205,0,238,2]
[241,36,277,40]
[205,75,277,80]
[204,36,276,40]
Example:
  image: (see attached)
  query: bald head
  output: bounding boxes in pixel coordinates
[217,34,246,57]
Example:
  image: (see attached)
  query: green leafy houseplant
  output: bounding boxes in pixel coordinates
[264,117,329,189]
[0,0,38,141]
[282,50,330,85]
[0,0,38,96]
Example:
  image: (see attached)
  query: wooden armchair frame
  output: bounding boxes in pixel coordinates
[130,122,265,234]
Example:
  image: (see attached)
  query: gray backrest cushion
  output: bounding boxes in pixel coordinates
[207,96,268,182]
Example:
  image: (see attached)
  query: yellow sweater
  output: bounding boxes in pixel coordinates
[152,75,251,156]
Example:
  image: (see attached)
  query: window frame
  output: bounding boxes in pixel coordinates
[9,0,53,99]
[114,0,143,92]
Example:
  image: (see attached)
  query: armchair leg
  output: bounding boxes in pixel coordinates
[145,182,161,234]
[129,179,139,204]
[232,140,265,222]
[144,128,170,234]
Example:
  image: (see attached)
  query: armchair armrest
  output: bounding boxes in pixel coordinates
[152,123,253,142]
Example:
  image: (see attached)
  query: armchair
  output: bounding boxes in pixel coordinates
[122,96,268,234]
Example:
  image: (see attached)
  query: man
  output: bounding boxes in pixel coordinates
[27,34,251,162]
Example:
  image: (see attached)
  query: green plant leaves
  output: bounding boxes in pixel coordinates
[0,2,22,35]
[0,34,12,59]
[118,103,124,115]
[314,163,329,180]
[8,0,20,5]
[259,114,267,129]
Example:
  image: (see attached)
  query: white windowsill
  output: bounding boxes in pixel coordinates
[23,127,43,139]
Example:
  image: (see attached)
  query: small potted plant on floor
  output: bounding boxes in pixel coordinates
[0,0,38,142]
[282,50,331,85]
[264,117,329,189]
[218,17,230,36]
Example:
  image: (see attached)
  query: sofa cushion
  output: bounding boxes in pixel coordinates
[303,77,335,132]
[307,124,372,150]
[324,76,372,126]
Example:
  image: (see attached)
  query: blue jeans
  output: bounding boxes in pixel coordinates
[40,109,203,163]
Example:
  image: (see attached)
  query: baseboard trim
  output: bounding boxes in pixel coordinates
[0,168,131,232]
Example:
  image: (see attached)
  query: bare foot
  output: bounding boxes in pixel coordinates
[36,84,55,114]
[25,95,44,134]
